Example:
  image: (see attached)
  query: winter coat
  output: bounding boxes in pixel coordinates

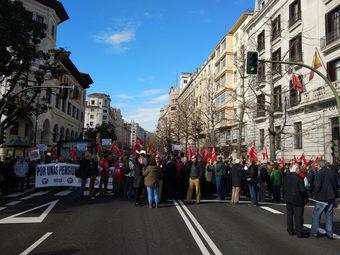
[143,165,160,187]
[246,164,258,184]
[284,172,307,206]
[164,161,177,180]
[88,159,99,177]
[99,159,109,177]
[314,166,338,202]
[270,169,283,187]
[133,162,145,189]
[79,158,91,179]
[190,163,204,179]
[231,163,243,187]
[205,164,214,182]
[214,161,227,177]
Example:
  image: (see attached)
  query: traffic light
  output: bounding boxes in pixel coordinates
[246,51,259,74]
[70,85,79,100]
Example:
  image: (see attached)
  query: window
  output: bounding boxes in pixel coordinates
[216,109,225,123]
[170,106,176,111]
[219,74,226,86]
[289,0,301,27]
[221,57,226,68]
[275,126,281,150]
[91,100,95,105]
[257,30,265,52]
[257,94,266,117]
[233,108,237,120]
[274,86,282,111]
[258,63,266,82]
[272,15,281,40]
[289,79,302,107]
[46,88,52,104]
[103,115,107,120]
[90,108,94,112]
[55,95,60,109]
[51,24,56,38]
[272,48,282,75]
[81,112,84,122]
[184,80,188,84]
[259,129,265,149]
[226,130,232,143]
[103,109,108,113]
[90,115,94,119]
[221,40,226,51]
[327,57,340,82]
[215,92,226,106]
[289,34,302,62]
[62,99,66,112]
[216,46,221,57]
[10,122,19,135]
[294,122,302,149]
[72,106,76,118]
[232,129,238,144]
[36,14,44,24]
[234,71,238,82]
[324,5,340,46]
[67,103,71,115]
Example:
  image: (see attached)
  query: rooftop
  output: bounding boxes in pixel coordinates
[34,0,69,24]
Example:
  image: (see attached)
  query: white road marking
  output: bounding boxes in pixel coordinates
[20,232,53,255]
[304,224,340,240]
[6,200,22,206]
[173,200,210,255]
[21,190,50,200]
[179,200,223,255]
[260,206,284,214]
[5,188,35,198]
[0,200,59,224]
[0,207,7,211]
[54,190,73,196]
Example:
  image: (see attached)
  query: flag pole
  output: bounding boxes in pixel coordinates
[315,47,330,80]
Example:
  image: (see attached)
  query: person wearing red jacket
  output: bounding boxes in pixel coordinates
[99,155,109,194]
[112,157,125,195]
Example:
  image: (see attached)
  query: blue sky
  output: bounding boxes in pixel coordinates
[57,0,254,132]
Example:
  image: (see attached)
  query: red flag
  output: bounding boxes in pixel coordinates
[70,144,77,160]
[133,138,143,154]
[51,145,58,159]
[247,143,258,163]
[110,143,120,155]
[96,143,103,154]
[136,137,144,146]
[261,145,268,162]
[291,74,303,92]
[293,155,299,164]
[202,146,211,163]
[300,153,309,167]
[311,155,322,166]
[187,146,194,160]
[211,146,217,162]
[279,153,285,167]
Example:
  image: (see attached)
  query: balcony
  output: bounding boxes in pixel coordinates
[320,30,340,52]
[301,80,340,105]
[288,12,302,28]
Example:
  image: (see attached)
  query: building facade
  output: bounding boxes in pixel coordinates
[84,93,111,129]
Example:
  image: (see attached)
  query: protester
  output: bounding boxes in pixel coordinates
[164,155,177,199]
[143,157,161,208]
[271,162,283,203]
[99,154,109,194]
[231,159,243,205]
[246,159,258,206]
[14,157,29,192]
[155,154,164,201]
[112,157,125,195]
[258,162,269,202]
[176,157,185,199]
[311,160,338,239]
[133,155,145,206]
[283,164,309,238]
[186,155,204,204]
[88,154,99,199]
[204,158,214,198]
[124,155,135,199]
[214,155,227,200]
[78,152,91,198]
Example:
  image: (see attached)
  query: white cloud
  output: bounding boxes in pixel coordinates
[138,76,155,83]
[146,94,169,104]
[125,107,161,132]
[115,94,134,99]
[141,89,163,96]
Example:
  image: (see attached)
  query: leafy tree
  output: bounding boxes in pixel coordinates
[84,123,117,141]
[0,0,69,143]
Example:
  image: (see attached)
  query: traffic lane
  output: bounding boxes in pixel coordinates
[24,197,202,255]
[184,202,340,255]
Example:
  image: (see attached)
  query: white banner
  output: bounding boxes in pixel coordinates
[35,163,114,188]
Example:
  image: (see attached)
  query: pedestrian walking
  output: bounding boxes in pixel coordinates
[143,157,161,208]
[311,160,338,239]
[214,155,227,200]
[283,164,309,238]
[186,155,204,204]
[231,159,243,205]
[14,157,29,192]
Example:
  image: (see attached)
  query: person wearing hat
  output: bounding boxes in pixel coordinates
[283,164,308,238]
[231,159,243,205]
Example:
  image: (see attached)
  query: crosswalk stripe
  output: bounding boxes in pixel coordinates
[6,201,22,206]
[260,206,284,214]
[54,190,73,196]
[21,190,50,200]
[304,224,340,240]
[0,207,7,211]
[5,188,35,198]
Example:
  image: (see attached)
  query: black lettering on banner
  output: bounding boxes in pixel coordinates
[36,165,47,176]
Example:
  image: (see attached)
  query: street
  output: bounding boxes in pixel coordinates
[0,189,339,255]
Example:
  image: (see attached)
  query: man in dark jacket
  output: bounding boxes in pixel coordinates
[311,160,338,239]
[78,152,91,198]
[231,159,243,205]
[164,156,177,199]
[214,155,227,200]
[284,164,308,238]
[185,155,204,204]
[246,159,258,205]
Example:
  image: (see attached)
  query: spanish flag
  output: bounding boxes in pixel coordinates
[309,50,322,81]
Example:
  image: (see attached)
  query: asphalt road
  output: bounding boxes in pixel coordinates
[0,189,339,255]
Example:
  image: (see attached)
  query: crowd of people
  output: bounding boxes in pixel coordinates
[1,149,339,240]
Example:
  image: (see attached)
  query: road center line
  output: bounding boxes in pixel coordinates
[54,190,73,196]
[20,232,53,255]
[173,200,210,255]
[179,200,222,255]
[260,206,284,214]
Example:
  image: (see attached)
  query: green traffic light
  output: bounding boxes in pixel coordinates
[250,67,255,72]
